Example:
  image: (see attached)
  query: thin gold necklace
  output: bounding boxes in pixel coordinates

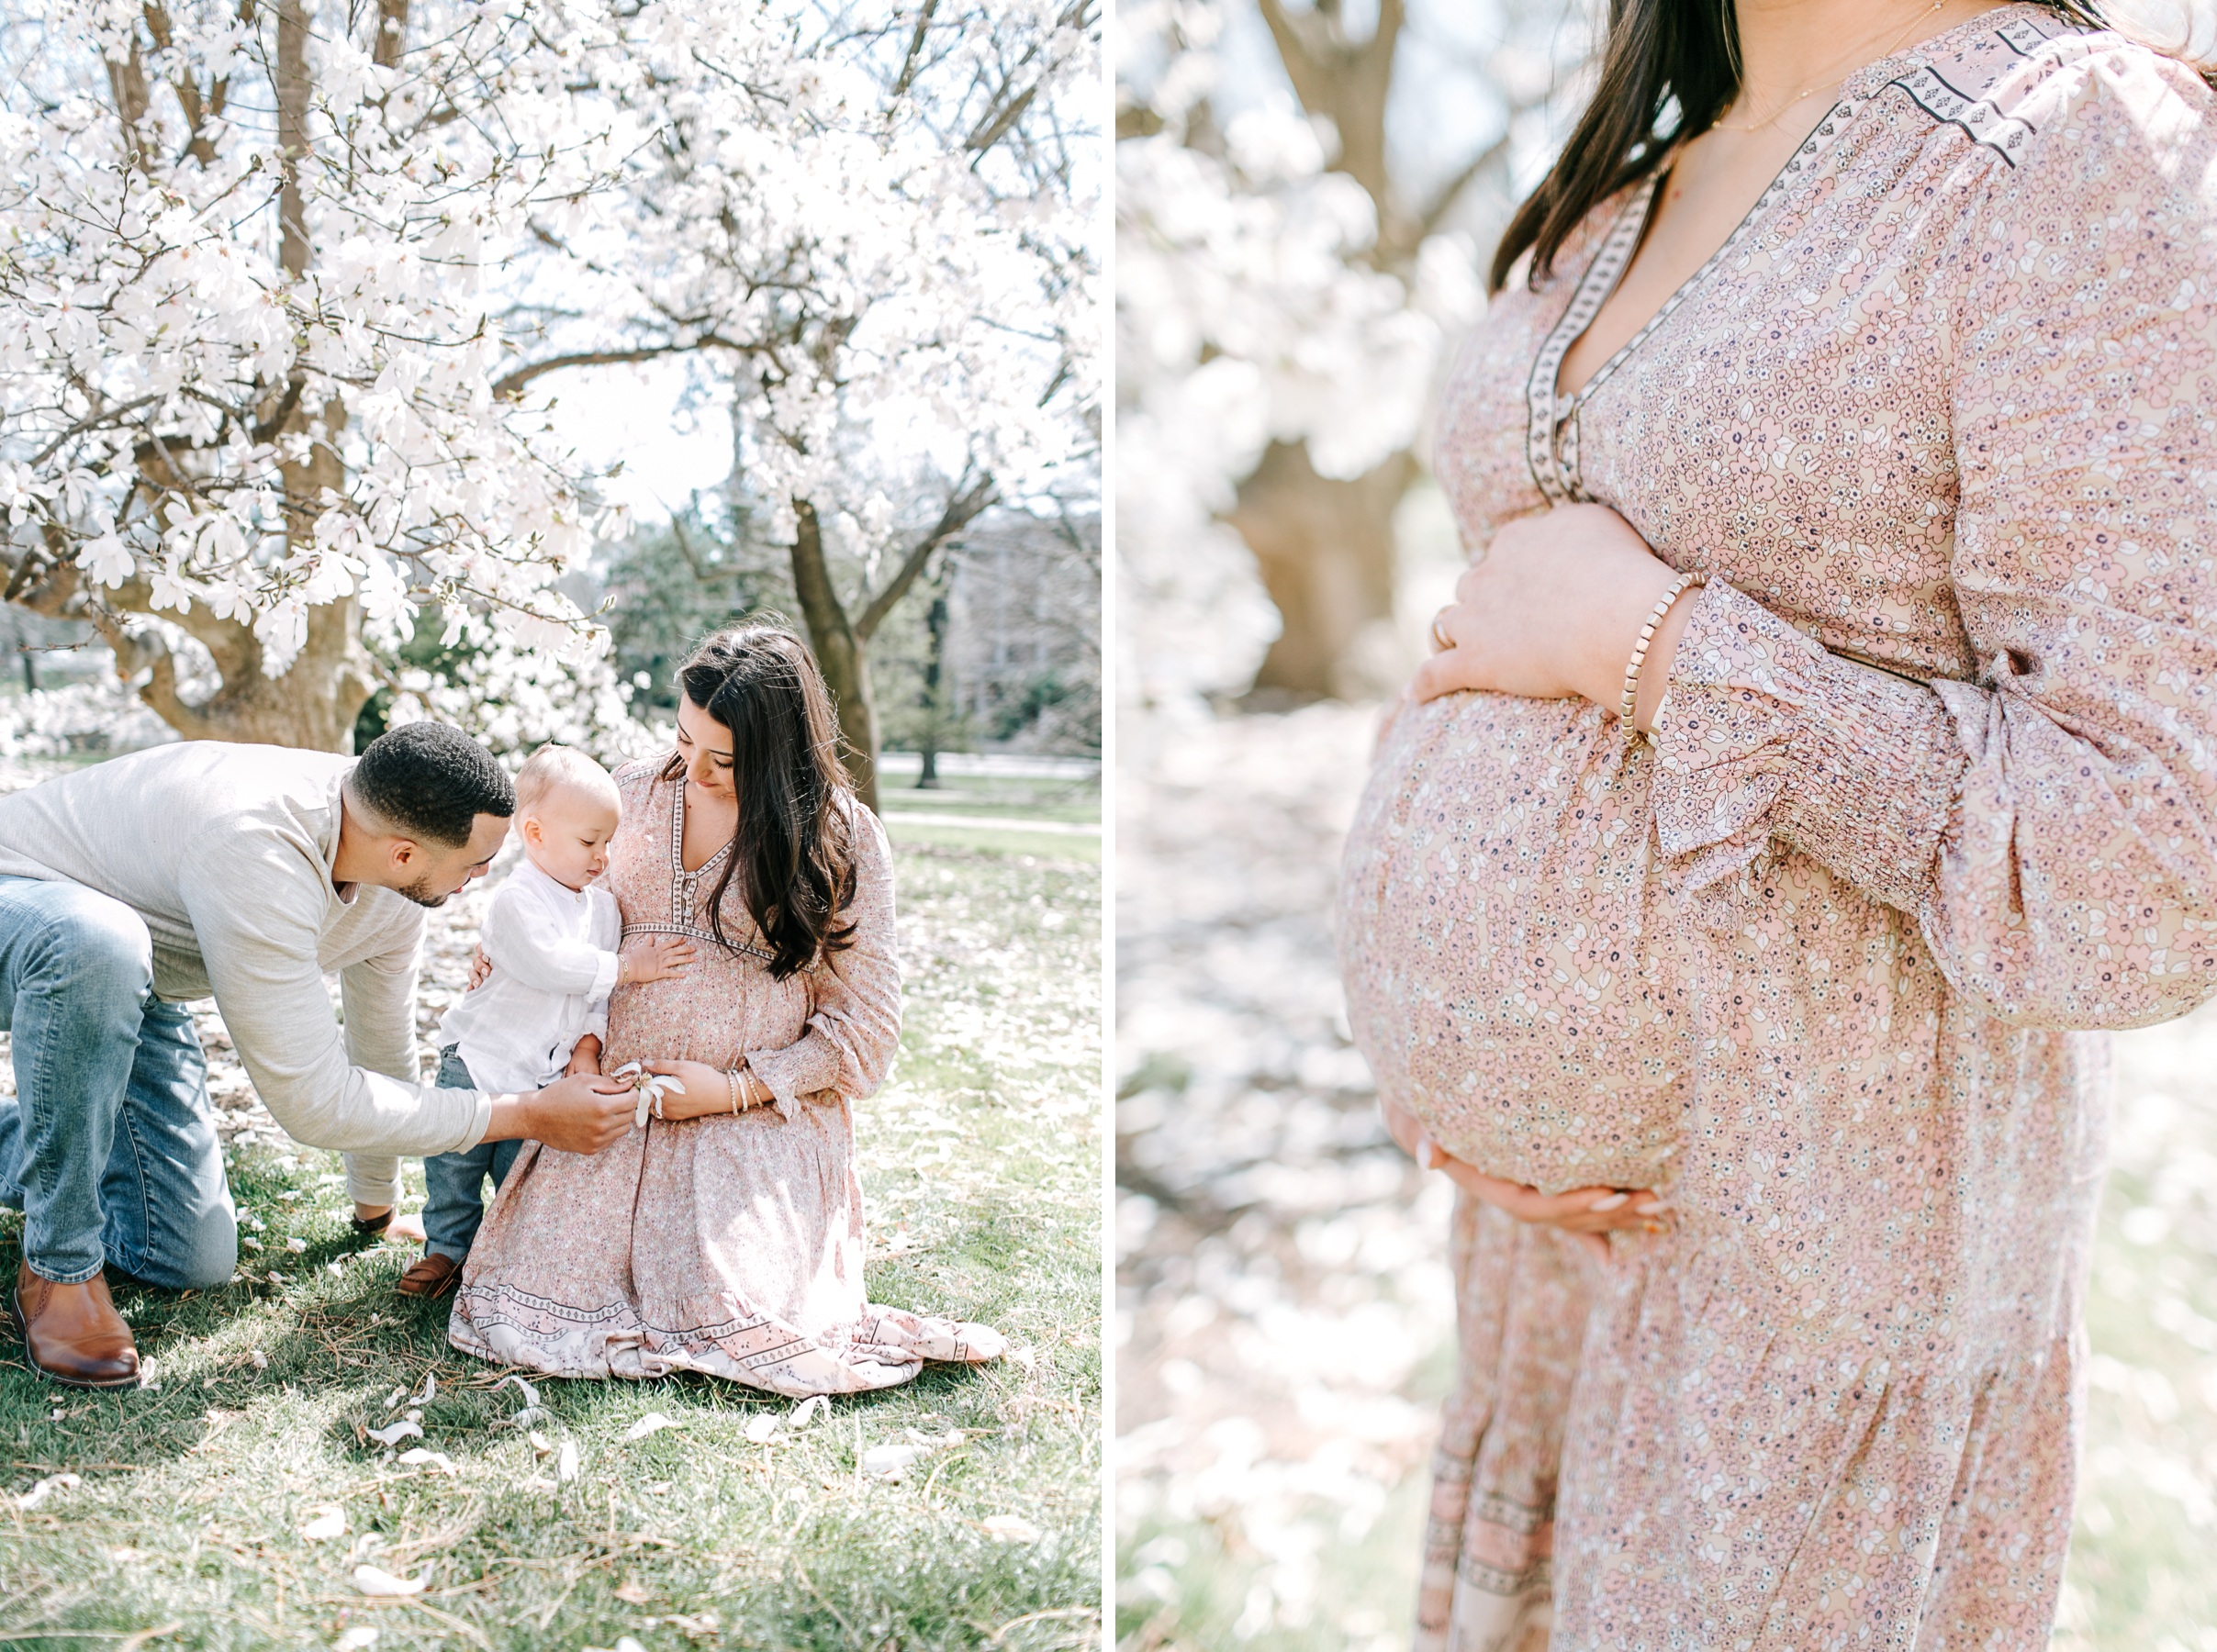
[1713,0,1945,133]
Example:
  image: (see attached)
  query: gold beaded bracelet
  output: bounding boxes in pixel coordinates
[1619,572,1706,729]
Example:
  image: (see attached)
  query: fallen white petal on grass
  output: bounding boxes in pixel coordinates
[408,1372,437,1407]
[528,1430,552,1456]
[352,1562,431,1597]
[905,1427,967,1447]
[396,1448,458,1475]
[502,1406,549,1429]
[286,1236,308,1253]
[982,1514,1041,1543]
[492,1373,540,1407]
[250,1349,268,1370]
[557,1439,580,1482]
[301,1504,347,1541]
[327,1261,344,1275]
[383,1387,408,1411]
[364,1419,423,1447]
[860,1444,921,1477]
[14,1472,80,1510]
[623,1412,681,1441]
[332,1628,379,1652]
[241,1236,263,1252]
[744,1413,780,1444]
[1010,1344,1038,1372]
[789,1394,830,1430]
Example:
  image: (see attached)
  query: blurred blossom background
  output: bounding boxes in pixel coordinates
[1113,0,2217,1646]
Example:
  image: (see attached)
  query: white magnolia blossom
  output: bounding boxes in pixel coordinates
[513,0,1100,549]
[381,614,667,767]
[2,0,1094,756]
[0,0,633,676]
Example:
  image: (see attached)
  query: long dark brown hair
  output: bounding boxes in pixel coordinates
[660,625,857,979]
[1490,0,2111,293]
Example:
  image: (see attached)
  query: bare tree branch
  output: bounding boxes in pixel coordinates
[489,341,731,399]
[892,0,935,98]
[857,471,996,642]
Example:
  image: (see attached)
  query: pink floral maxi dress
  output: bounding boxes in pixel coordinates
[449,759,1004,1395]
[1338,12,2217,1648]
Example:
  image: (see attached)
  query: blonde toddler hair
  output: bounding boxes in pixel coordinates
[513,744,619,817]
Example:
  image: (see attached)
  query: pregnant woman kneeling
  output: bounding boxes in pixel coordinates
[449,627,1002,1396]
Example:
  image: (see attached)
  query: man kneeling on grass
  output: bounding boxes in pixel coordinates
[0,722,637,1389]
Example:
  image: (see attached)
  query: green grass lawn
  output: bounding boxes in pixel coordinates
[0,839,1103,1650]
[875,772,1102,865]
[872,771,1101,828]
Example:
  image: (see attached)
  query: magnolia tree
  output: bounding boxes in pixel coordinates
[0,0,655,753]
[499,0,1102,809]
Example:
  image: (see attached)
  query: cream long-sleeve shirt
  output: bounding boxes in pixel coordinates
[0,741,491,1207]
[437,859,619,1092]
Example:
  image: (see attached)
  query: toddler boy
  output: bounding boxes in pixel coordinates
[396,745,689,1297]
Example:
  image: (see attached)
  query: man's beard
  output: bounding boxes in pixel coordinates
[396,876,451,909]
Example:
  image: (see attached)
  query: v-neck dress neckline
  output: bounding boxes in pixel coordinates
[669,779,732,899]
[1522,13,2001,505]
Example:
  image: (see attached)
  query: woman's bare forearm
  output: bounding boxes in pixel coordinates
[633,1057,776,1121]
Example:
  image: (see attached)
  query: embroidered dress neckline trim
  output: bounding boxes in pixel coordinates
[1525,98,1853,500]
[669,777,733,887]
[1520,6,2067,505]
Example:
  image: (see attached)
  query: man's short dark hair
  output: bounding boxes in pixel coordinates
[349,722,514,847]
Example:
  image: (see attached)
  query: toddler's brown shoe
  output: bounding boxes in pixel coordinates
[396,1252,462,1299]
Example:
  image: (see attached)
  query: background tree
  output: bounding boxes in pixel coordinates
[0,0,635,752]
[493,0,1102,809]
[1116,0,1585,703]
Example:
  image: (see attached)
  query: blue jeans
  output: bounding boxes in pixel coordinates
[421,1048,522,1264]
[0,876,238,1288]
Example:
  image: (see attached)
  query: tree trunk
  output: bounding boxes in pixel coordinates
[5,0,380,753]
[916,572,950,789]
[784,479,995,812]
[788,498,882,812]
[1226,440,1416,701]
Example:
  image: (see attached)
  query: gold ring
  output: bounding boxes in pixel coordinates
[1429,608,1454,653]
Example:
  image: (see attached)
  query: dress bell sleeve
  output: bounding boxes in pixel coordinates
[1650,55,2217,1031]
[745,807,903,1111]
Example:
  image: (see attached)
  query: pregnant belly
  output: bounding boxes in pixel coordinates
[600,961,810,1076]
[1337,691,1693,1192]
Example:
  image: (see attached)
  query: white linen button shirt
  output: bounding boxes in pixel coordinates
[438,858,621,1092]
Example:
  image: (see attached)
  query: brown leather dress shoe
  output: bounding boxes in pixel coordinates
[396,1252,462,1299]
[10,1258,140,1389]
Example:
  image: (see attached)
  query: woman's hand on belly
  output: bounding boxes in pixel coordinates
[1411,503,1695,734]
[1380,1093,1669,1263]
[632,1058,777,1121]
